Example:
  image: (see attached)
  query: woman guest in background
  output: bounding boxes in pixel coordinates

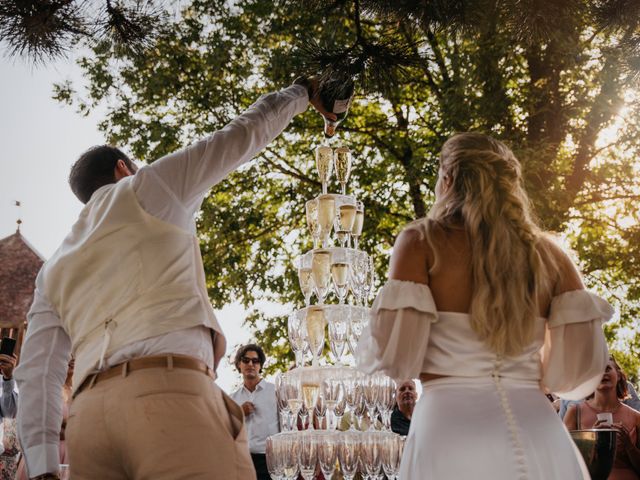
[564,356,640,479]
[356,132,613,479]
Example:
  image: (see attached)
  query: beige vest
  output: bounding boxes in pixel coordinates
[41,178,226,391]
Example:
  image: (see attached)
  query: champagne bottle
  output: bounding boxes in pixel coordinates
[319,74,355,137]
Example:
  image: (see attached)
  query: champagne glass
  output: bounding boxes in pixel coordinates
[382,433,402,480]
[288,313,306,368]
[362,374,380,431]
[349,252,368,306]
[318,433,338,480]
[347,308,366,355]
[296,255,314,306]
[362,432,383,480]
[334,389,347,431]
[306,306,326,365]
[312,249,332,304]
[315,390,327,429]
[284,376,303,431]
[331,249,350,304]
[317,194,336,247]
[302,383,321,432]
[377,376,396,431]
[334,204,357,248]
[282,434,300,479]
[324,379,345,430]
[344,377,363,431]
[300,432,319,480]
[305,199,320,248]
[266,436,284,479]
[351,200,364,249]
[334,146,352,195]
[327,309,348,364]
[275,372,291,432]
[339,433,360,480]
[362,255,375,306]
[316,145,333,194]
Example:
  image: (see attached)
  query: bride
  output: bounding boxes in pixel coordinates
[356,132,613,479]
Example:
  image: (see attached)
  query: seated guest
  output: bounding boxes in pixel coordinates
[231,344,279,480]
[391,380,417,436]
[564,356,640,480]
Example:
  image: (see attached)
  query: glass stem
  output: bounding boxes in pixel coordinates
[295,350,303,368]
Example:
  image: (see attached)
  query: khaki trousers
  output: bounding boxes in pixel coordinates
[66,366,256,480]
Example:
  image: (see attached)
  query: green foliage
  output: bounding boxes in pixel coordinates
[55,0,640,372]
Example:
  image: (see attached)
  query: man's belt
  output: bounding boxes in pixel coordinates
[76,354,215,395]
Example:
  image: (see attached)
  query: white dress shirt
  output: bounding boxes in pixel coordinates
[15,85,308,477]
[230,380,279,454]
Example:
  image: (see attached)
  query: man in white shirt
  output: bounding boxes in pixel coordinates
[15,77,333,480]
[230,344,279,480]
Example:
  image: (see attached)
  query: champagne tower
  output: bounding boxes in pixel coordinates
[265,126,405,478]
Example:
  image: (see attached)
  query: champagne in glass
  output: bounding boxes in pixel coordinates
[316,145,333,194]
[305,199,320,248]
[298,267,313,306]
[338,204,357,231]
[331,262,349,304]
[287,398,303,417]
[312,249,332,303]
[335,204,356,248]
[306,306,326,365]
[334,146,352,195]
[351,200,364,249]
[317,195,336,248]
[302,382,321,431]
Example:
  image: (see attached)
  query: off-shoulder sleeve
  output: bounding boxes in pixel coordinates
[355,279,438,380]
[541,289,613,400]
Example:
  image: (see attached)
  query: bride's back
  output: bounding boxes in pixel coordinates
[424,224,555,319]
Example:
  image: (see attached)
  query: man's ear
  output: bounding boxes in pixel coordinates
[114,159,134,180]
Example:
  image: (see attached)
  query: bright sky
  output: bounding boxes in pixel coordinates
[0,53,254,393]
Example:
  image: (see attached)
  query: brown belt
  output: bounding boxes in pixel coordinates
[76,354,215,396]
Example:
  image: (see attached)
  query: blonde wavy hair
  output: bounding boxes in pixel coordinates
[425,132,556,357]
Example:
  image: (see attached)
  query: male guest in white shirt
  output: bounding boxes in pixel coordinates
[230,344,279,480]
[15,77,334,480]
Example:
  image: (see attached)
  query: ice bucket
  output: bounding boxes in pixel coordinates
[570,429,617,480]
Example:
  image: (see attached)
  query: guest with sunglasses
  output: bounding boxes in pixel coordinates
[230,344,278,480]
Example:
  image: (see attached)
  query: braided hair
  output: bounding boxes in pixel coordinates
[425,132,556,357]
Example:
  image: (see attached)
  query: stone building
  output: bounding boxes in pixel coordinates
[0,229,44,360]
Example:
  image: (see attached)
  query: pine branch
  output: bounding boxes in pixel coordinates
[0,0,88,63]
[99,0,167,56]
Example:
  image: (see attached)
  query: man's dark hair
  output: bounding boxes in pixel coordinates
[69,145,136,203]
[234,343,266,373]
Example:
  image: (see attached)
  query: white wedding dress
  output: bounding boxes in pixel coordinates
[356,279,613,480]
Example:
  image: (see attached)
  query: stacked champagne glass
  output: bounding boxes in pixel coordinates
[267,144,404,479]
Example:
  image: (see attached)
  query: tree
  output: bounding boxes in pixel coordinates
[0,0,167,62]
[54,0,640,375]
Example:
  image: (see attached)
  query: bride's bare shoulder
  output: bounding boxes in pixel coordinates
[389,220,433,284]
[537,234,585,294]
